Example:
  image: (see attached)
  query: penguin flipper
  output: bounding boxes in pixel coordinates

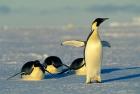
[61,40,85,47]
[7,72,23,80]
[101,41,111,48]
[62,40,110,48]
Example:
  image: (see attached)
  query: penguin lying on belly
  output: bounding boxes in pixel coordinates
[21,60,45,80]
[43,56,86,75]
[42,56,69,74]
[7,60,48,80]
[57,58,85,75]
[68,58,86,76]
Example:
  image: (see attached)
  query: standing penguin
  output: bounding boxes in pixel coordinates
[7,60,46,80]
[85,18,108,83]
[43,56,69,74]
[61,18,109,83]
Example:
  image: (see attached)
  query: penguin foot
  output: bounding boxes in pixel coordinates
[94,75,101,83]
[86,77,93,84]
[95,80,102,83]
[86,75,101,84]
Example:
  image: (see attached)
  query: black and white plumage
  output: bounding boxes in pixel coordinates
[7,60,45,80]
[43,56,69,74]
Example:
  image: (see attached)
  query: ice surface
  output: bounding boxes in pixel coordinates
[0,26,140,94]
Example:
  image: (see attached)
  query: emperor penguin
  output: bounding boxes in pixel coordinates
[59,58,86,75]
[7,60,46,80]
[61,18,109,83]
[21,60,45,80]
[85,18,108,83]
[69,58,86,75]
[42,56,69,74]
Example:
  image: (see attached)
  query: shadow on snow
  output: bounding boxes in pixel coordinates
[45,72,74,79]
[102,67,140,83]
[44,66,140,82]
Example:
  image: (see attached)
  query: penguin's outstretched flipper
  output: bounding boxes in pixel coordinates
[62,40,111,48]
[61,40,85,47]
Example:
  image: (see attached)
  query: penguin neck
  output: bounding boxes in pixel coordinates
[90,27,100,41]
[90,22,100,40]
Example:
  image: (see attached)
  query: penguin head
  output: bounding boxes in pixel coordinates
[21,60,45,80]
[70,58,85,70]
[33,60,45,73]
[43,56,63,68]
[93,18,109,26]
[92,18,109,31]
[43,56,64,73]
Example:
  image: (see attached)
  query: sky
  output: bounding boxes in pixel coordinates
[0,0,140,27]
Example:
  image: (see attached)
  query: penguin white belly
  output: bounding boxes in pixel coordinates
[85,40,102,83]
[47,65,63,73]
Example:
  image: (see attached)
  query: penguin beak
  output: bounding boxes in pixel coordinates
[102,18,109,22]
[103,18,109,20]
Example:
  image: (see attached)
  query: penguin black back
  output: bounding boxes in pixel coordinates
[21,61,34,75]
[58,58,85,75]
[43,56,63,68]
[70,58,85,70]
[21,60,45,76]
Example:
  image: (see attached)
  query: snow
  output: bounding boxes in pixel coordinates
[0,26,140,94]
